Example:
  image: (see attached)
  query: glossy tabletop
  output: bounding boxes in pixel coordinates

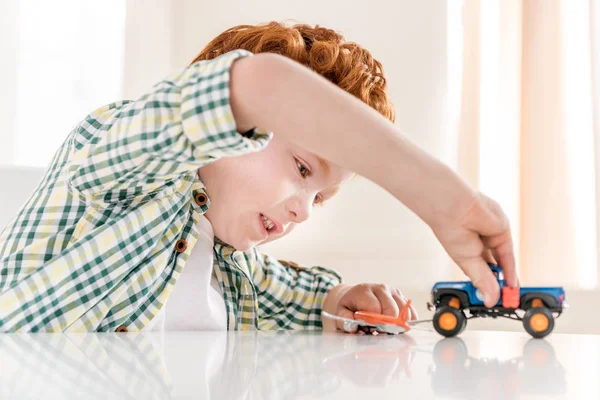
[0,329,597,399]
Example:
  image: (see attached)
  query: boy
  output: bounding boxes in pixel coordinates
[0,22,517,332]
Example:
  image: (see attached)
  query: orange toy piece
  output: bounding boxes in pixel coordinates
[502,286,520,308]
[354,300,412,332]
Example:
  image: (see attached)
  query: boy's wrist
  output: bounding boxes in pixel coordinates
[322,283,353,331]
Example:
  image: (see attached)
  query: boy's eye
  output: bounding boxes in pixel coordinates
[296,160,310,178]
[295,158,324,207]
[313,194,324,207]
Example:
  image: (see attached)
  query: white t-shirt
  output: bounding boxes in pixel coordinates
[143,215,227,331]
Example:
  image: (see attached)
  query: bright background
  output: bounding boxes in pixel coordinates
[2,0,600,334]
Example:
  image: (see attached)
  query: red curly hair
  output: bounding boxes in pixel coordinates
[190,21,395,122]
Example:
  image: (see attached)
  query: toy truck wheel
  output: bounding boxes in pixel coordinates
[433,306,466,337]
[523,307,555,338]
[458,316,468,334]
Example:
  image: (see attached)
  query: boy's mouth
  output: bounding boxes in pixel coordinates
[261,214,275,230]
[259,213,283,236]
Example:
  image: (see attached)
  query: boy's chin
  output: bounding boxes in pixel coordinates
[234,244,254,252]
[225,237,257,252]
[218,229,282,251]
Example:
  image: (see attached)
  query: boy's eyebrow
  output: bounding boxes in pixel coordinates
[316,156,331,176]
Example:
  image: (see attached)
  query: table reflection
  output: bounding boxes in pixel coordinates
[0,333,174,399]
[428,338,566,399]
[0,331,566,399]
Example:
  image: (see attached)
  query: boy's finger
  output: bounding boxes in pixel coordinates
[335,287,381,333]
[462,192,518,287]
[407,301,419,320]
[372,285,400,317]
[493,238,519,288]
[483,249,496,265]
[482,229,518,287]
[336,308,358,333]
[411,304,419,320]
[340,286,382,314]
[458,257,500,307]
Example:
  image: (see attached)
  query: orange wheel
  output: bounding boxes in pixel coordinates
[433,306,466,337]
[530,314,549,332]
[439,312,457,331]
[523,307,554,338]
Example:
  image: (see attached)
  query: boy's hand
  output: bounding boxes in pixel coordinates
[431,191,519,308]
[322,283,418,333]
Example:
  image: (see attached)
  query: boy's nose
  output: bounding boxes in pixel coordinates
[287,197,311,224]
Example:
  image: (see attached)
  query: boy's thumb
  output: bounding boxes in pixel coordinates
[461,258,500,308]
[336,308,358,333]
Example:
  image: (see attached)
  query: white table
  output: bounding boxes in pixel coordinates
[0,329,597,399]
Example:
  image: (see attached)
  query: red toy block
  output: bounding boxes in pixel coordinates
[502,286,520,308]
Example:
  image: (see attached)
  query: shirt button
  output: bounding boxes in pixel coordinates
[194,192,208,206]
[175,239,188,253]
[115,325,128,332]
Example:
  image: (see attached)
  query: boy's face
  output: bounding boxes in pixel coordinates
[198,135,354,251]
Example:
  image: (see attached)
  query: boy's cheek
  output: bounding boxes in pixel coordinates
[261,223,295,245]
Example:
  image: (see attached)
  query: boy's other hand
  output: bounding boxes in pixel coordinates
[431,191,519,308]
[322,283,418,333]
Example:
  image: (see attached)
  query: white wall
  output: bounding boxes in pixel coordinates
[0,0,126,167]
[0,0,18,163]
[123,0,457,291]
[1,0,596,333]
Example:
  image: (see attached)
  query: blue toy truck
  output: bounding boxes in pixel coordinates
[427,265,567,338]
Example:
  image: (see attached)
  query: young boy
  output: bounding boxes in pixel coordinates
[0,22,517,332]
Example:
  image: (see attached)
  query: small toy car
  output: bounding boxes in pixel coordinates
[427,264,568,338]
[322,300,420,334]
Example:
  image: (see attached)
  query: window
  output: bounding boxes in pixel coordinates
[11,0,125,167]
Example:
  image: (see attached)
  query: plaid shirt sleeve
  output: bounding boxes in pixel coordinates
[0,50,272,333]
[251,250,342,330]
[68,49,271,205]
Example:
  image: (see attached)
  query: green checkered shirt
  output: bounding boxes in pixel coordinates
[0,49,342,332]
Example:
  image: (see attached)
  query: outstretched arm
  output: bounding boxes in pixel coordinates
[229,54,518,306]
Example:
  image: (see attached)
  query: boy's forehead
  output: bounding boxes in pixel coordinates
[316,155,354,182]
